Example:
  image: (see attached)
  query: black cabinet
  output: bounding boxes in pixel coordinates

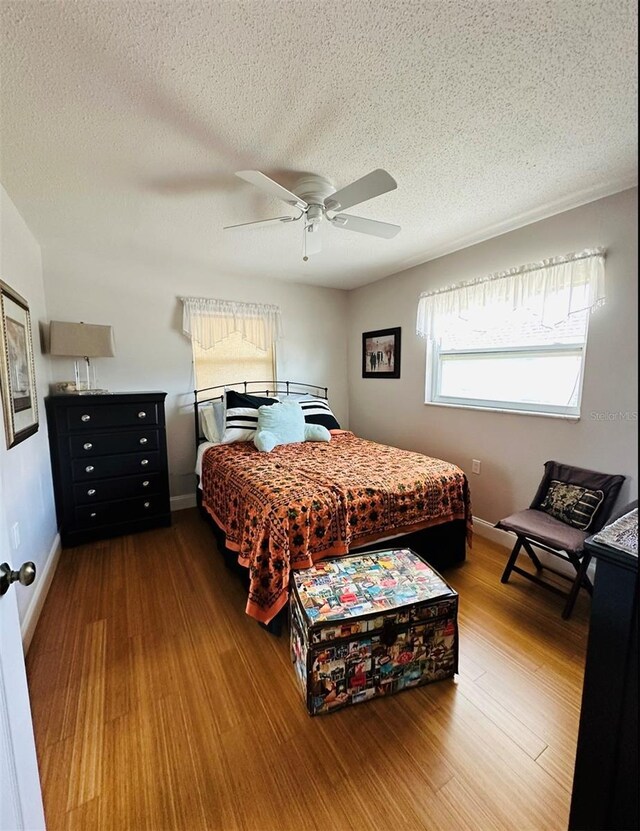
[568,536,638,830]
[46,392,171,546]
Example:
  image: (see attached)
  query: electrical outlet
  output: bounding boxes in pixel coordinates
[11,522,20,549]
[471,459,481,475]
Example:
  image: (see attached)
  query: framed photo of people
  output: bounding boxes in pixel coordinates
[0,280,39,448]
[362,327,401,379]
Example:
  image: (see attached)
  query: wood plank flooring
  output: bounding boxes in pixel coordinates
[26,509,590,831]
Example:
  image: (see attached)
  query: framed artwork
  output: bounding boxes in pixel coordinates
[362,327,401,379]
[0,280,39,448]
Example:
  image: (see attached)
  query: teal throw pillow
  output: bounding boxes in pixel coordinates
[254,401,306,453]
[304,424,331,443]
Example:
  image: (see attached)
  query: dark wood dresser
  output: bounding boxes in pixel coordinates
[46,392,171,546]
[568,527,638,830]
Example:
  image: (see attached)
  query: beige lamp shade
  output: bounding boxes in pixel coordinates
[49,321,115,358]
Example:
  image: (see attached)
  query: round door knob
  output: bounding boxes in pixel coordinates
[81,414,91,422]
[0,561,36,596]
[143,501,151,508]
[138,411,146,419]
[85,465,95,473]
[83,442,93,450]
[87,488,96,496]
[142,480,150,487]
[140,459,149,466]
[139,437,148,445]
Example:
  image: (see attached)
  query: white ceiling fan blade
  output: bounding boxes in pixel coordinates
[324,169,397,212]
[235,171,308,210]
[303,224,322,259]
[330,214,401,239]
[223,216,297,231]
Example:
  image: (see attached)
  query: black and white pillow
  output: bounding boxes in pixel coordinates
[297,397,341,431]
[539,480,605,530]
[221,390,278,443]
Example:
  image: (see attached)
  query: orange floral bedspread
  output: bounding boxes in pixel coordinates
[200,431,471,623]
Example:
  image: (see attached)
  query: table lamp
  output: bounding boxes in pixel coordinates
[49,320,115,394]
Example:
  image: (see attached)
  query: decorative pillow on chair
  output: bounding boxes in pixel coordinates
[254,401,306,452]
[539,480,605,530]
[297,397,341,430]
[221,390,278,443]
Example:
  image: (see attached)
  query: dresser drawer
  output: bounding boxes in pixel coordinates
[73,473,163,505]
[66,403,159,431]
[75,495,167,528]
[72,451,161,481]
[69,430,160,458]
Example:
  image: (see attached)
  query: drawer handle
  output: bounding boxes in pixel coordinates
[87,489,96,496]
[90,512,97,518]
[142,480,150,488]
[139,437,148,445]
[143,501,151,508]
[85,465,95,473]
[81,414,91,422]
[83,442,93,450]
[138,411,146,419]
[140,459,149,466]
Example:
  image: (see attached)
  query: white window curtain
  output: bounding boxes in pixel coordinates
[181,297,283,351]
[416,248,606,342]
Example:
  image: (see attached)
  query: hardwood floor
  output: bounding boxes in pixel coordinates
[26,509,589,831]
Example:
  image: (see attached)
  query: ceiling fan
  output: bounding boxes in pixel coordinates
[224,169,400,261]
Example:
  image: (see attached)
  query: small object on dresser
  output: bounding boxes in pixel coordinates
[45,391,171,546]
[290,548,458,715]
[591,508,638,556]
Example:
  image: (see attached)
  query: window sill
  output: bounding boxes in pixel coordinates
[423,400,580,422]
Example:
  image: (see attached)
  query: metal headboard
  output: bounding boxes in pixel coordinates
[193,380,329,446]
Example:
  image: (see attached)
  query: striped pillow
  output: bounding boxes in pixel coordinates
[297,397,340,431]
[540,480,605,530]
[221,390,278,444]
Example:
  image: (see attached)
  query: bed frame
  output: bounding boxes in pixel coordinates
[193,380,328,447]
[193,380,467,634]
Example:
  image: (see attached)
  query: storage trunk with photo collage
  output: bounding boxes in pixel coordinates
[290,548,459,715]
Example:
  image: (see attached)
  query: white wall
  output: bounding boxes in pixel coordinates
[0,185,58,628]
[42,247,349,501]
[348,188,638,523]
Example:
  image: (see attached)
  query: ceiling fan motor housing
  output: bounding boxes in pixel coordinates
[294,175,335,211]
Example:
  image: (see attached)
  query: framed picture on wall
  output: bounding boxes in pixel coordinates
[0,280,39,448]
[362,327,401,379]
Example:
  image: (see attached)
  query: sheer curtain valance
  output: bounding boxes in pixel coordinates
[416,248,606,341]
[181,297,283,351]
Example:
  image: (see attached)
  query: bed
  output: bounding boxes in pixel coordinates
[194,382,471,626]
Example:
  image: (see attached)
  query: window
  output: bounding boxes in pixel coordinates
[181,297,282,391]
[418,249,605,418]
[192,328,275,391]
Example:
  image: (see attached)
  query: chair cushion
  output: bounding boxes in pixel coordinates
[539,480,604,530]
[496,509,589,555]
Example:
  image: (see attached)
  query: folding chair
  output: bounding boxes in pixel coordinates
[497,461,625,619]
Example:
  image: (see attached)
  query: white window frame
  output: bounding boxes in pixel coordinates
[426,339,588,418]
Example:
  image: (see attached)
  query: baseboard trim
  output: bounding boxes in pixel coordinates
[472,514,595,579]
[171,494,197,512]
[472,516,513,548]
[21,533,61,654]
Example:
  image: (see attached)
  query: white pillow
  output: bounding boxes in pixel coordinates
[199,400,224,443]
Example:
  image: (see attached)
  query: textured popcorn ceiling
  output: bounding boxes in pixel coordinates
[0,1,637,290]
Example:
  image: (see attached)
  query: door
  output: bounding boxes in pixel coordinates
[0,461,46,831]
